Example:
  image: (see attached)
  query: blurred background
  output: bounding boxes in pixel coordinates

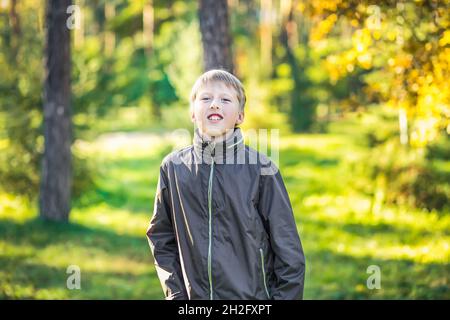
[0,0,449,299]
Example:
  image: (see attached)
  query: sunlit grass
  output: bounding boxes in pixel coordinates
[72,205,149,236]
[277,129,449,299]
[0,134,172,299]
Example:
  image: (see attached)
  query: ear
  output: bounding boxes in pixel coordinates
[190,109,196,123]
[235,111,245,125]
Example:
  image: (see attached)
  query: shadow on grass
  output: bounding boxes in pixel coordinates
[297,214,449,298]
[0,218,149,259]
[1,215,447,299]
[304,247,449,299]
[73,146,171,213]
[0,255,162,299]
[0,218,164,299]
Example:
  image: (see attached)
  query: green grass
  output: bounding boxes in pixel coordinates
[0,124,449,299]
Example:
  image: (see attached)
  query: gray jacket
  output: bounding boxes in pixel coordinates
[146,128,305,300]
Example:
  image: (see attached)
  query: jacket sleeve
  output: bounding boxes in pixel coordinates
[258,165,306,300]
[146,165,188,300]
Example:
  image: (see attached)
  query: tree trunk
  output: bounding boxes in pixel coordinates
[143,0,154,55]
[280,0,315,132]
[74,0,84,48]
[104,2,116,56]
[198,0,234,73]
[260,0,273,76]
[9,0,21,57]
[40,0,72,222]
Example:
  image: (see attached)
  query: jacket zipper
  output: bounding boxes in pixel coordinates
[259,248,270,299]
[207,158,215,300]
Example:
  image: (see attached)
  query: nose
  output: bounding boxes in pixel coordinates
[209,99,221,110]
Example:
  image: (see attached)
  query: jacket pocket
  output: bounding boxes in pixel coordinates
[259,248,271,299]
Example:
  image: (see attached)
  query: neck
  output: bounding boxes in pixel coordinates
[199,128,236,143]
[193,127,244,164]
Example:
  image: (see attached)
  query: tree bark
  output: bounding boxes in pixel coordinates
[198,0,234,73]
[74,0,84,48]
[9,0,21,57]
[260,0,273,76]
[40,0,72,222]
[104,2,116,56]
[280,0,315,132]
[143,0,154,55]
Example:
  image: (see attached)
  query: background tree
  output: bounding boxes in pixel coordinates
[305,0,449,146]
[39,0,73,221]
[198,0,234,72]
[280,0,316,132]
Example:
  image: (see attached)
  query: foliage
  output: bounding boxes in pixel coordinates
[305,0,450,146]
[341,107,450,212]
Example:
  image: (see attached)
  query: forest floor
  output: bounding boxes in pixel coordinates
[1,119,448,299]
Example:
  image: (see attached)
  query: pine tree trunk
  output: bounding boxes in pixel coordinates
[198,0,234,73]
[40,0,72,222]
[74,0,84,48]
[280,0,315,132]
[143,0,154,54]
[104,3,116,56]
[399,106,409,145]
[260,0,273,76]
[9,0,21,57]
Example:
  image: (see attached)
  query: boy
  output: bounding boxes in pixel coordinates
[146,69,305,300]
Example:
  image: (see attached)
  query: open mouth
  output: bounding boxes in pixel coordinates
[207,113,223,121]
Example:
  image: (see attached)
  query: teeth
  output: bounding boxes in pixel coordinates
[208,115,222,120]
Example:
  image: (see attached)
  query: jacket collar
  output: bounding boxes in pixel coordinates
[193,127,244,164]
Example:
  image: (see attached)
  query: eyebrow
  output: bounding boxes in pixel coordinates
[198,92,233,99]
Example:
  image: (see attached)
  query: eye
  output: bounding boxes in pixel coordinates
[201,97,210,101]
[222,98,231,103]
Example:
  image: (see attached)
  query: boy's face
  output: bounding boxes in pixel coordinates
[191,81,244,141]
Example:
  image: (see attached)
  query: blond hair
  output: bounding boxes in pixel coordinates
[189,69,246,111]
